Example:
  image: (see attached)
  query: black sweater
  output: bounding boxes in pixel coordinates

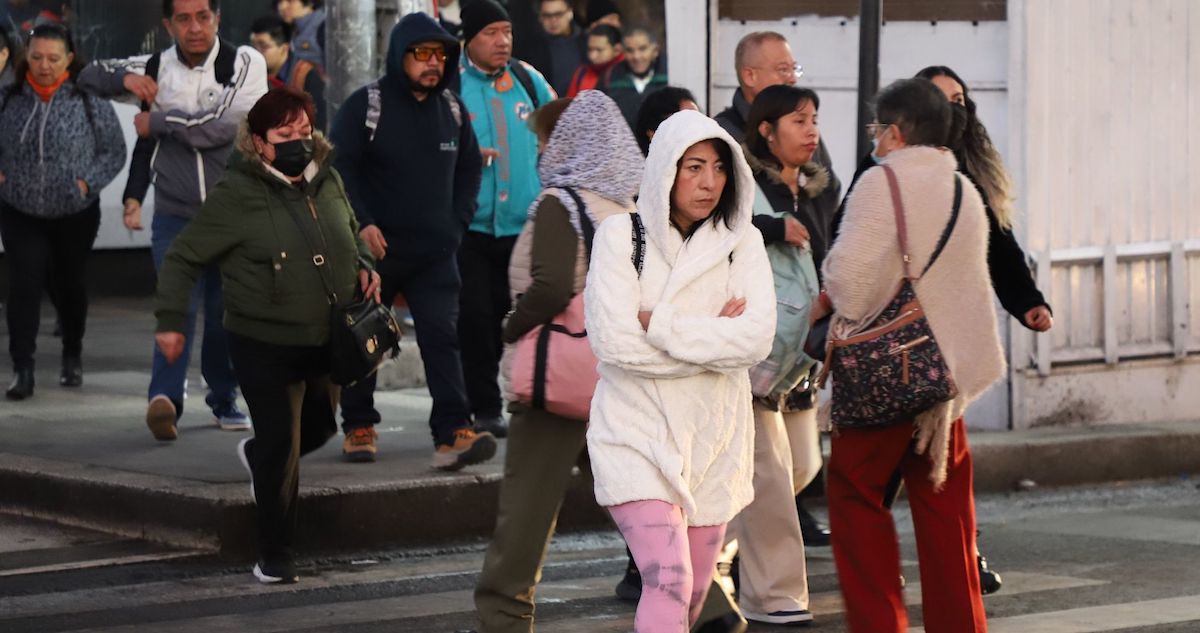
[830,152,1051,326]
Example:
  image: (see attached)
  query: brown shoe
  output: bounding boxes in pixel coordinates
[343,427,378,463]
[432,428,496,471]
[146,395,177,441]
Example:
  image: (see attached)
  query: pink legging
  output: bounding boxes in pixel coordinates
[609,500,727,633]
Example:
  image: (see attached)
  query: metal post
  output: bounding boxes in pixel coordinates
[855,0,882,158]
[326,0,377,119]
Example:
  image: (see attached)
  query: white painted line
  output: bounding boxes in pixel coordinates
[812,571,1108,615]
[0,550,206,577]
[1013,514,1200,546]
[910,594,1200,633]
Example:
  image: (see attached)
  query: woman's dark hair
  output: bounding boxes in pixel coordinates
[5,24,85,100]
[246,86,316,139]
[914,65,1014,228]
[743,84,819,167]
[874,78,949,148]
[164,0,220,18]
[527,96,573,146]
[587,23,622,47]
[633,85,696,155]
[672,138,738,239]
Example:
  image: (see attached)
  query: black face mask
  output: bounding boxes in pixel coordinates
[271,139,314,178]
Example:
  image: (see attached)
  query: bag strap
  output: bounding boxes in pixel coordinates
[561,187,595,258]
[365,80,382,142]
[279,192,340,305]
[922,175,963,276]
[629,212,646,277]
[508,59,542,109]
[880,165,963,281]
[140,51,162,113]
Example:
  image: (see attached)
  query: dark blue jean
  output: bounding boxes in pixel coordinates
[340,254,471,446]
[149,211,239,416]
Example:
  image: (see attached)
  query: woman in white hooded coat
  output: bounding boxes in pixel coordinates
[584,109,775,632]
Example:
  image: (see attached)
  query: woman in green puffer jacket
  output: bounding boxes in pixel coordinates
[154,87,379,585]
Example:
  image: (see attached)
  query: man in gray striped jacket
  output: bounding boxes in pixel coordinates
[78,0,268,441]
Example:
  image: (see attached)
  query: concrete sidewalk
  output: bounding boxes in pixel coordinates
[1,298,1199,560]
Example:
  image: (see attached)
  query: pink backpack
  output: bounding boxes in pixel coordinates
[510,189,600,421]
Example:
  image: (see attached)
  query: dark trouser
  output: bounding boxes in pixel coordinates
[0,201,100,370]
[340,253,471,445]
[227,332,337,563]
[828,418,985,633]
[475,409,590,633]
[457,231,516,420]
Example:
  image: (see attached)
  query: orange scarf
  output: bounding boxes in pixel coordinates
[27,70,70,102]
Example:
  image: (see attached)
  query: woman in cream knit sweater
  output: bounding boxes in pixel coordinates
[584,110,775,632]
[821,78,1003,633]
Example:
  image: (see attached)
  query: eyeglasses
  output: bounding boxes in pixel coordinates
[170,11,216,27]
[865,122,891,138]
[408,47,447,63]
[539,10,570,20]
[749,62,804,81]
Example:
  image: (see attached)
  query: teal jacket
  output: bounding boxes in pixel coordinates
[458,54,556,238]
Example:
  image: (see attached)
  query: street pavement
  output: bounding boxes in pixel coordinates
[2,479,1200,632]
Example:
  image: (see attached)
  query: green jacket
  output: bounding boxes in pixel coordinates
[155,135,373,347]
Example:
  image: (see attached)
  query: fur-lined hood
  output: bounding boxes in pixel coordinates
[742,145,831,200]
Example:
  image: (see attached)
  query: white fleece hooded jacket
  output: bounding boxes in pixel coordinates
[584,110,776,526]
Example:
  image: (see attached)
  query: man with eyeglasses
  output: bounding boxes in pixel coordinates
[76,0,268,442]
[329,12,492,470]
[525,0,586,97]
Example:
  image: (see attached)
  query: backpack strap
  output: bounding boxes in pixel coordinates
[508,59,542,110]
[213,39,237,86]
[629,212,645,277]
[561,187,595,257]
[365,80,382,142]
[140,51,162,112]
[441,90,463,128]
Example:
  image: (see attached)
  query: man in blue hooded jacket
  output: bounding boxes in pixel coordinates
[330,12,494,471]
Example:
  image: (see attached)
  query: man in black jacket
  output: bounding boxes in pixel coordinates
[330,13,495,470]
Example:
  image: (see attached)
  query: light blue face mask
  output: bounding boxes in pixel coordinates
[870,137,883,164]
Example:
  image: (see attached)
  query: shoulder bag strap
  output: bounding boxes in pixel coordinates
[879,164,914,281]
[629,212,646,277]
[279,193,340,305]
[921,175,964,276]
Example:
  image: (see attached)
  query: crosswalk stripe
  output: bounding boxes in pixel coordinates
[910,595,1200,633]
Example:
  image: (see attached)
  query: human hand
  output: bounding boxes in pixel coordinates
[719,297,747,318]
[1024,306,1053,332]
[0,170,7,185]
[783,216,810,246]
[638,310,653,331]
[76,179,89,197]
[480,147,500,167]
[134,112,151,138]
[359,268,382,303]
[156,332,185,364]
[123,198,143,231]
[123,73,158,103]
[360,225,388,260]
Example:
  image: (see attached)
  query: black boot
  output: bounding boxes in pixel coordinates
[796,498,831,547]
[6,368,35,400]
[614,548,641,602]
[979,554,1003,595]
[60,356,83,387]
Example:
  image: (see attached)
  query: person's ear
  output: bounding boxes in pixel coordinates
[161,18,172,34]
[758,121,773,142]
[65,51,74,67]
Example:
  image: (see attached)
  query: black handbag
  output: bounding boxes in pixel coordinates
[815,165,962,429]
[284,197,400,387]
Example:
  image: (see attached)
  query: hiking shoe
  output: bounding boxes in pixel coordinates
[213,402,251,431]
[797,500,831,547]
[741,608,814,626]
[237,437,256,504]
[253,558,298,584]
[343,427,378,463]
[146,395,178,441]
[473,414,509,438]
[432,428,497,471]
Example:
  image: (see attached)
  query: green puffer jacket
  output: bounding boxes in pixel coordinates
[155,133,373,347]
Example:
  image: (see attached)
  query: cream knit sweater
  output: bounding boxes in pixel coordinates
[823,146,1005,487]
[584,111,776,526]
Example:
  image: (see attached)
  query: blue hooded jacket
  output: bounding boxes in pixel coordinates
[331,13,482,261]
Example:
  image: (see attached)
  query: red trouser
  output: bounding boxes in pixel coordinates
[827,418,986,633]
